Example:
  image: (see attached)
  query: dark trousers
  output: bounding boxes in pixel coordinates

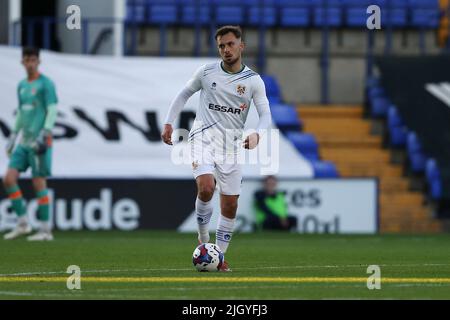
[262,215,298,231]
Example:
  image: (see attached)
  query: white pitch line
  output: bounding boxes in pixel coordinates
[0,291,33,296]
[238,263,450,270]
[390,283,450,287]
[0,268,192,277]
[0,263,449,278]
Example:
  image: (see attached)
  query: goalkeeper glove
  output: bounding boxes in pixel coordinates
[32,130,52,155]
[6,133,18,157]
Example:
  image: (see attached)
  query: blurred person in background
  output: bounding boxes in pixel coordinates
[253,175,297,231]
[3,47,58,241]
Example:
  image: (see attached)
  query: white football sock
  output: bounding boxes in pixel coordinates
[216,214,235,254]
[18,216,29,227]
[196,197,213,243]
[40,221,51,233]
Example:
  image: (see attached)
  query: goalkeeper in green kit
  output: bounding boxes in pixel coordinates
[3,47,58,241]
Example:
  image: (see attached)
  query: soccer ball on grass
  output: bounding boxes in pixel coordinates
[192,243,224,272]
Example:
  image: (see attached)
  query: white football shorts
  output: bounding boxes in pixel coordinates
[190,141,242,196]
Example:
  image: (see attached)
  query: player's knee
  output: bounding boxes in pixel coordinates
[198,185,215,201]
[3,173,17,188]
[32,178,46,192]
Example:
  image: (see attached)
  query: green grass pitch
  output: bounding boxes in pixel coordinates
[0,231,450,300]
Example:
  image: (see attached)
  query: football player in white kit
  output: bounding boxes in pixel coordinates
[162,26,272,271]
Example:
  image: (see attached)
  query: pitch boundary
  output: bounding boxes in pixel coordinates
[1,276,450,284]
[1,263,448,278]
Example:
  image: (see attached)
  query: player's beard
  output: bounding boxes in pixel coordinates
[223,55,240,68]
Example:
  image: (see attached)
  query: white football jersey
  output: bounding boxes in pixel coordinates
[166,61,271,154]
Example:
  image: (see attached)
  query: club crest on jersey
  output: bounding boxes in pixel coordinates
[211,82,217,90]
[237,84,246,96]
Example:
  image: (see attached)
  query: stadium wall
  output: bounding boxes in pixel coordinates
[0,178,378,234]
[266,56,367,105]
[135,28,440,104]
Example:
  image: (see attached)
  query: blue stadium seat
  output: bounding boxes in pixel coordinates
[346,8,369,27]
[311,160,339,178]
[311,0,344,8]
[180,0,212,26]
[126,5,133,21]
[286,132,320,160]
[146,0,178,8]
[368,86,385,98]
[426,158,439,182]
[126,4,146,23]
[368,86,389,117]
[388,0,408,8]
[409,0,440,27]
[279,0,340,11]
[366,76,380,89]
[387,106,408,147]
[280,8,310,27]
[214,1,245,25]
[277,0,311,7]
[245,0,277,6]
[245,0,278,26]
[268,96,282,105]
[426,158,443,200]
[343,0,388,6]
[148,4,178,24]
[146,0,177,3]
[410,9,440,28]
[261,75,282,104]
[384,8,408,27]
[314,8,343,27]
[371,97,390,117]
[408,0,440,9]
[407,132,427,173]
[345,0,397,27]
[344,0,412,29]
[271,105,303,133]
[365,77,380,104]
[248,7,277,27]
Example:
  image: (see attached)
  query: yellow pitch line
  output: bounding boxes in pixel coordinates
[1,277,450,283]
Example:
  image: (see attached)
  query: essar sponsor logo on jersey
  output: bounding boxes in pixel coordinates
[208,103,242,115]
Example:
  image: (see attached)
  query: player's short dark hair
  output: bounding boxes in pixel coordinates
[22,47,40,58]
[264,175,277,183]
[215,26,243,41]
